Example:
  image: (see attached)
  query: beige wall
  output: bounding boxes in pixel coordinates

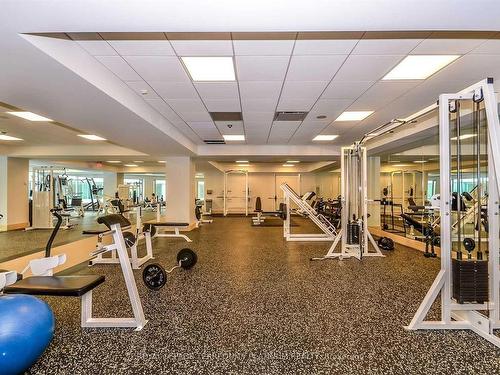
[165,157,195,224]
[7,157,29,229]
[0,156,7,231]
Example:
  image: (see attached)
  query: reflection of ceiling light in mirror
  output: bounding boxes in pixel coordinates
[237,164,250,167]
[282,164,294,167]
[413,160,427,163]
[106,161,121,163]
[451,134,477,141]
[124,164,138,167]
[393,164,410,167]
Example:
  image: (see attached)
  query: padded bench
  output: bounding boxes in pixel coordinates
[145,222,192,242]
[4,275,105,297]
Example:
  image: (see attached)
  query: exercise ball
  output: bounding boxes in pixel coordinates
[0,294,55,375]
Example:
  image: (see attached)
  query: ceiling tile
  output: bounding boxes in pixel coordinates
[241,98,278,112]
[471,40,500,54]
[215,120,244,135]
[308,98,353,119]
[293,39,358,55]
[188,121,221,139]
[167,98,207,113]
[77,41,117,56]
[148,81,199,100]
[242,112,274,123]
[322,81,374,99]
[170,40,233,56]
[194,82,239,100]
[96,56,142,80]
[203,99,241,112]
[281,81,329,99]
[178,111,212,122]
[233,40,295,56]
[268,121,301,143]
[123,56,190,82]
[235,56,289,81]
[244,121,273,129]
[289,122,328,143]
[348,81,420,111]
[239,81,282,100]
[333,55,404,82]
[352,39,422,55]
[286,55,346,81]
[277,98,315,112]
[108,40,175,56]
[125,81,159,99]
[410,39,486,54]
[145,99,180,120]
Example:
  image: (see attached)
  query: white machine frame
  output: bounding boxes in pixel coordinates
[153,204,192,242]
[406,78,500,348]
[223,169,249,216]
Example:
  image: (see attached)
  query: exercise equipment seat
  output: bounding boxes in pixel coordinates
[4,275,105,297]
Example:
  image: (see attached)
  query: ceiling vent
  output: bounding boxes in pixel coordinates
[274,111,308,121]
[210,112,242,121]
[204,139,226,144]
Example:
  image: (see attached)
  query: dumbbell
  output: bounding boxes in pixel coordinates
[142,248,197,291]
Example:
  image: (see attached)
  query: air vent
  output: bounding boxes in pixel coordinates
[204,139,226,144]
[274,111,308,121]
[210,112,242,121]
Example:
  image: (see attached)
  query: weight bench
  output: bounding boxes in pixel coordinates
[252,197,285,225]
[2,275,135,329]
[148,222,192,242]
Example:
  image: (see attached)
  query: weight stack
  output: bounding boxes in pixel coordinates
[452,259,488,304]
[347,223,360,245]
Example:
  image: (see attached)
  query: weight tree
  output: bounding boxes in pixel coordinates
[312,144,384,260]
[406,78,500,348]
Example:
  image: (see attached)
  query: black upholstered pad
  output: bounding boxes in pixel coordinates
[97,214,131,229]
[4,275,105,297]
[151,222,189,227]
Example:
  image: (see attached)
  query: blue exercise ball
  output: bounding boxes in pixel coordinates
[0,294,55,375]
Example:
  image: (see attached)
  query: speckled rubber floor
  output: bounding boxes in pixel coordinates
[27,217,499,374]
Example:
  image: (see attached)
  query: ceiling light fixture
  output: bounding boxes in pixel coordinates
[335,111,374,122]
[78,134,107,141]
[413,160,428,163]
[393,164,410,167]
[383,55,460,80]
[237,164,250,167]
[181,56,236,82]
[451,134,477,141]
[313,135,338,141]
[282,164,294,167]
[133,161,144,163]
[236,160,249,163]
[106,160,121,163]
[6,111,53,122]
[287,160,300,163]
[0,134,23,141]
[124,164,138,167]
[223,134,245,141]
[158,161,166,163]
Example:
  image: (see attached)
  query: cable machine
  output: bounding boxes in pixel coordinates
[312,144,385,260]
[223,170,249,216]
[406,78,500,348]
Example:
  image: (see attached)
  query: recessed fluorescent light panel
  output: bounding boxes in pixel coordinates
[237,164,250,167]
[313,135,338,141]
[181,57,236,82]
[7,111,53,121]
[236,160,248,163]
[383,55,460,80]
[413,160,427,163]
[287,161,300,163]
[335,111,374,122]
[223,135,245,141]
[124,164,138,167]
[282,164,294,167]
[78,134,106,141]
[106,160,121,163]
[158,161,166,163]
[0,134,23,141]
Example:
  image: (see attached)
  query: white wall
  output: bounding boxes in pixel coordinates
[0,156,7,231]
[7,158,29,229]
[165,157,195,224]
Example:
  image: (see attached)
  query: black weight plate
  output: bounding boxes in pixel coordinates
[142,223,157,237]
[123,231,137,248]
[142,263,167,290]
[177,248,197,269]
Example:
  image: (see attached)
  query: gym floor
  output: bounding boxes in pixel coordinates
[28,217,500,374]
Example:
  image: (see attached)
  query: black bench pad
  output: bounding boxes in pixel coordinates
[82,229,108,235]
[150,222,189,227]
[4,275,105,297]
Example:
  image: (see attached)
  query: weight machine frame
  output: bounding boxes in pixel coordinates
[312,145,383,260]
[405,78,500,348]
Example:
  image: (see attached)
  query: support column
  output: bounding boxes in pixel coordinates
[103,172,118,199]
[0,157,29,231]
[164,157,195,225]
[117,173,125,186]
[0,156,7,231]
[367,156,381,227]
